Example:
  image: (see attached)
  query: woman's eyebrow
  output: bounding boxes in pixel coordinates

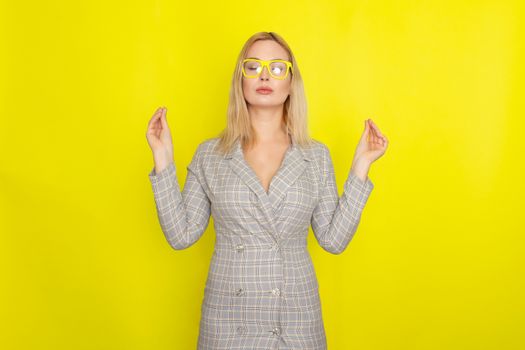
[246,57,286,60]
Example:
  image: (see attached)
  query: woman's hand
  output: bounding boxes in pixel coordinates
[146,106,174,173]
[353,118,388,165]
[350,119,388,181]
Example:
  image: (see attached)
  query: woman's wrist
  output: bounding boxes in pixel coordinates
[153,150,173,174]
[350,157,371,182]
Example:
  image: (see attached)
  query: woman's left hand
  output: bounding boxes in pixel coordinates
[353,118,388,165]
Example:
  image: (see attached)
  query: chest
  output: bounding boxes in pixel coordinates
[203,142,322,237]
[242,144,289,194]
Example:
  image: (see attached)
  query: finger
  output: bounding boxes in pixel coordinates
[147,117,161,136]
[147,116,161,133]
[148,107,164,129]
[160,107,169,130]
[368,119,378,144]
[363,120,374,145]
[153,107,163,120]
[376,133,386,147]
[371,120,384,144]
[369,119,384,138]
[361,119,370,140]
[364,119,372,142]
[368,119,379,141]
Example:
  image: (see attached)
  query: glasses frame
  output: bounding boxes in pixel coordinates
[242,58,293,80]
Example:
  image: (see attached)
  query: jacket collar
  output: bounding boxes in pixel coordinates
[224,134,312,243]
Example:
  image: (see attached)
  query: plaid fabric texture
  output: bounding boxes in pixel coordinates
[148,136,374,349]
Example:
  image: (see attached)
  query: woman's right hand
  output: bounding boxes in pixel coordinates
[146,106,174,173]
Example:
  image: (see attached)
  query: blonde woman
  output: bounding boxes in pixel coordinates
[146,31,388,350]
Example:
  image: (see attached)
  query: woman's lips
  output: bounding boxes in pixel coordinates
[256,88,273,94]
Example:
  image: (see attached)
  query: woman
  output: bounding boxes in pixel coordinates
[146,32,388,350]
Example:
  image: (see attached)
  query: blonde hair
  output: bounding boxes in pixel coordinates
[214,31,315,155]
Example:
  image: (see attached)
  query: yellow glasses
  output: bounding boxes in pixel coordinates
[242,59,293,80]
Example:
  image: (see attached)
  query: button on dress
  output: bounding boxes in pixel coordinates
[148,136,374,349]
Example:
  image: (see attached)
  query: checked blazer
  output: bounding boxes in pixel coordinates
[148,135,374,349]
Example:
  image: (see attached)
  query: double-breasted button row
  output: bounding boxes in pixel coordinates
[234,288,281,297]
[234,243,281,251]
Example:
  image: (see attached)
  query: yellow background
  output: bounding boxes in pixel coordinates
[1,0,524,349]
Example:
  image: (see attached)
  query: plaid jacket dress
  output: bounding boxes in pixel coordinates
[148,136,374,349]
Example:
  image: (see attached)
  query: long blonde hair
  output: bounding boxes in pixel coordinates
[214,31,315,155]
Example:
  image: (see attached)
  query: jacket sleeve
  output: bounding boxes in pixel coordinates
[148,143,211,250]
[310,144,374,254]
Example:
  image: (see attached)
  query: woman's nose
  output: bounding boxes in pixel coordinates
[259,66,270,80]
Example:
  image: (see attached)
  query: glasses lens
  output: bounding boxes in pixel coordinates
[269,62,288,78]
[243,60,262,77]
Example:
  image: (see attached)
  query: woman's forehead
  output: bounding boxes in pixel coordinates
[246,41,289,60]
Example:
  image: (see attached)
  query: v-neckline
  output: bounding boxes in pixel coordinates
[225,134,310,243]
[240,137,293,196]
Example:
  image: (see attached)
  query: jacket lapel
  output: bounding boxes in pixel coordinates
[224,135,312,243]
[266,145,308,216]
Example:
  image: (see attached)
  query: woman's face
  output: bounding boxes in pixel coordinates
[242,40,292,109]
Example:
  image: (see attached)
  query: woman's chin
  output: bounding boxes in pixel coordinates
[246,99,286,108]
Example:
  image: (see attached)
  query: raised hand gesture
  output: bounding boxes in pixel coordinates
[146,106,174,173]
[350,118,389,181]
